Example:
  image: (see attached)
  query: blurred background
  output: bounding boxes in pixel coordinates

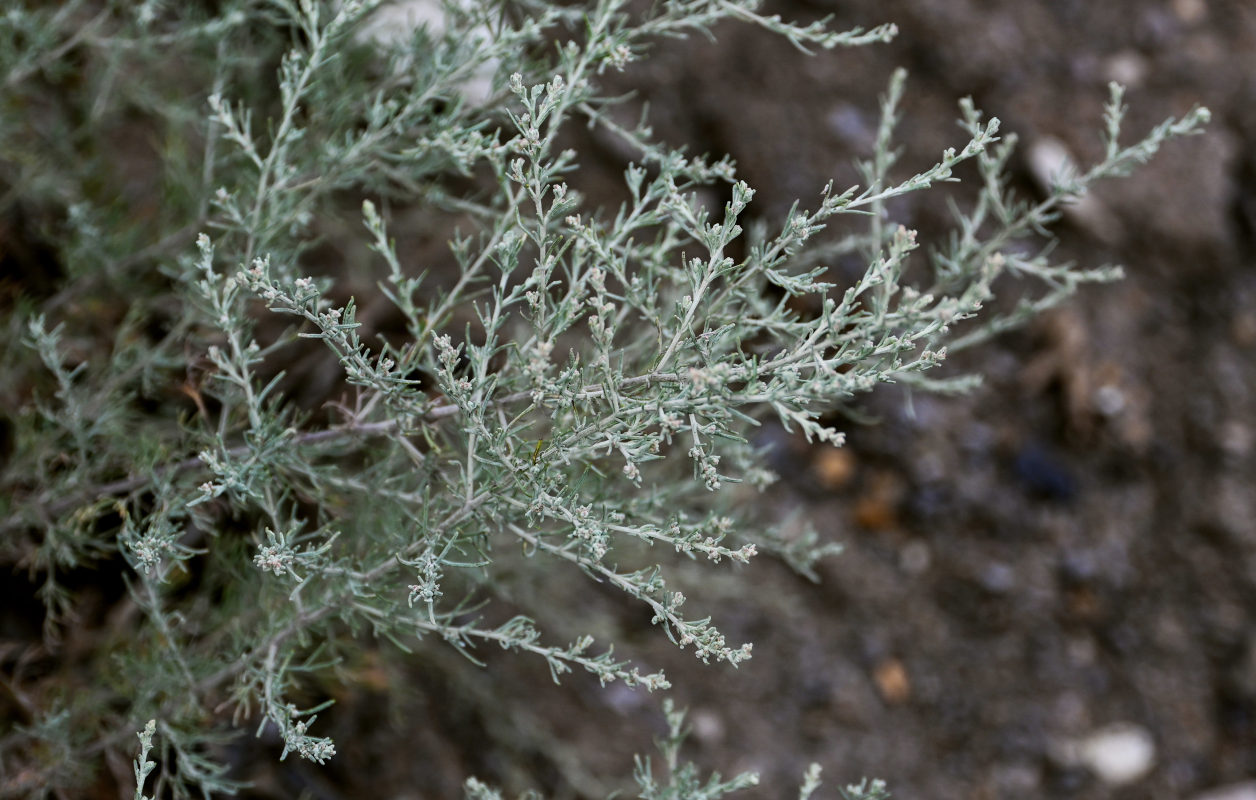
[4,1,1254,798]
[377,2,1254,799]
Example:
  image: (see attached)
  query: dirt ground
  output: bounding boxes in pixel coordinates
[227,2,1256,799]
[6,1,1256,798]
[315,2,1256,799]
[613,2,1256,798]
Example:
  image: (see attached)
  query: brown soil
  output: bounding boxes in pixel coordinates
[353,2,1256,798]
[8,2,1256,799]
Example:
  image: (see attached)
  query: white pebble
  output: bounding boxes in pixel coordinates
[1055,722,1156,786]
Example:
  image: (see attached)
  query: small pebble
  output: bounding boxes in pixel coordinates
[1053,723,1156,786]
[812,447,856,490]
[1027,137,1123,242]
[899,541,931,575]
[1172,0,1207,24]
[979,562,1016,594]
[1103,50,1149,88]
[691,709,725,744]
[872,658,911,705]
[1093,383,1127,417]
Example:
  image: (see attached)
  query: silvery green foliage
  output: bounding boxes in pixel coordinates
[1,0,1207,796]
[132,720,158,800]
[632,700,760,800]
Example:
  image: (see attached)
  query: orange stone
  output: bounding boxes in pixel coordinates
[873,658,911,704]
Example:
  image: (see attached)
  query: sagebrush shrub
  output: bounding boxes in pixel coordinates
[0,1,1207,797]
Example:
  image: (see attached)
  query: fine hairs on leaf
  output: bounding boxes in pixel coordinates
[0,0,1209,797]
